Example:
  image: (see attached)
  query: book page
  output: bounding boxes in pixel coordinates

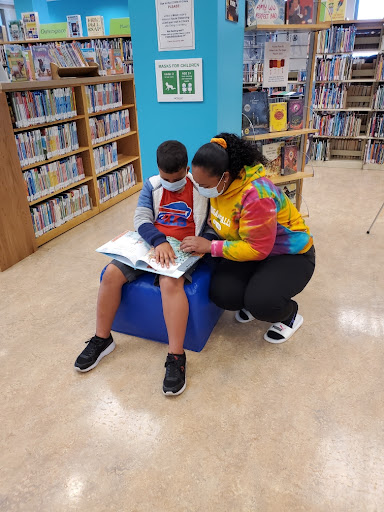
[96,231,150,266]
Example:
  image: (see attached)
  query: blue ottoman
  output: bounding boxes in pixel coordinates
[100,261,223,352]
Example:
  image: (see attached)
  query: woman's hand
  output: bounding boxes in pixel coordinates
[180,236,212,254]
[155,242,176,268]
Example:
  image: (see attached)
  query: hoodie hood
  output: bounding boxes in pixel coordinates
[221,164,266,199]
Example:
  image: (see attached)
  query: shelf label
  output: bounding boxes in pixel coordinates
[109,18,131,36]
[39,23,68,39]
[155,58,203,102]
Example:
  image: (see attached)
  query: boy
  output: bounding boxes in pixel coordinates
[74,141,212,396]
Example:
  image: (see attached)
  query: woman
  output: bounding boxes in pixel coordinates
[180,133,315,343]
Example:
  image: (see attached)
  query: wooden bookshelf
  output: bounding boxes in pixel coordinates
[245,23,330,32]
[7,34,131,45]
[0,74,143,270]
[244,128,318,141]
[311,19,384,168]
[270,172,314,185]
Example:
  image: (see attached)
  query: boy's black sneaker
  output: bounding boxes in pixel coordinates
[74,334,115,372]
[163,352,186,396]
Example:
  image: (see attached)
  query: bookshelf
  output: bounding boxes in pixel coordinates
[311,19,384,169]
[0,74,143,270]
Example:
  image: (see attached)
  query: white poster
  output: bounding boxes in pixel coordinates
[262,42,290,88]
[155,58,203,102]
[155,0,195,51]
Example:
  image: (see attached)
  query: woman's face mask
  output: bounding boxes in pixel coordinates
[197,172,226,198]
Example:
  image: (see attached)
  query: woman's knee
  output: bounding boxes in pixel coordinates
[209,272,245,311]
[244,288,290,323]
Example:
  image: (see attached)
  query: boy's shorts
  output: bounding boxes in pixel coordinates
[109,259,198,286]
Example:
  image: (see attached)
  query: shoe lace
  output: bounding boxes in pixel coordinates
[83,337,103,357]
[165,357,184,380]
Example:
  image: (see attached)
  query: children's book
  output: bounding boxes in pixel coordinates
[22,50,35,80]
[280,183,297,202]
[246,0,285,27]
[288,97,304,130]
[80,48,97,65]
[242,91,269,135]
[21,12,39,40]
[67,15,83,37]
[282,145,298,175]
[324,0,347,22]
[286,0,314,24]
[0,25,8,42]
[5,45,28,82]
[269,102,287,132]
[86,16,105,37]
[8,20,24,41]
[262,141,284,177]
[31,46,53,81]
[96,231,202,279]
[112,48,124,74]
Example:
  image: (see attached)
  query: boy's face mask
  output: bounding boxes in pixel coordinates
[160,175,187,192]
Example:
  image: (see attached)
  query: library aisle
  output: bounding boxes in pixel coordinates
[1,167,383,511]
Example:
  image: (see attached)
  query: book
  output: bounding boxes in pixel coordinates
[111,48,124,74]
[282,145,298,175]
[246,0,285,27]
[31,46,53,81]
[324,0,347,22]
[22,50,35,80]
[288,97,304,130]
[280,183,296,202]
[80,48,97,65]
[97,164,136,202]
[286,0,314,24]
[262,141,284,177]
[0,25,8,42]
[242,91,269,136]
[269,102,287,132]
[21,12,39,40]
[5,45,28,82]
[86,16,105,37]
[8,20,24,41]
[96,231,202,279]
[67,15,83,38]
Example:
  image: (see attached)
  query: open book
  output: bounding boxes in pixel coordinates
[96,231,202,279]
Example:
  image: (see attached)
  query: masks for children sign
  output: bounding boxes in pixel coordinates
[155,58,203,102]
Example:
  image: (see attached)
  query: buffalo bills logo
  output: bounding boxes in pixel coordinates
[157,201,192,227]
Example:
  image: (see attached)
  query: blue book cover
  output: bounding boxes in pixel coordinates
[242,91,269,136]
[246,0,285,27]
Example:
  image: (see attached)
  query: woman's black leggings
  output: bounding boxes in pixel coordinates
[209,246,316,323]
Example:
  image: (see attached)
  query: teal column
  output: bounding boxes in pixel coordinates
[129,0,245,179]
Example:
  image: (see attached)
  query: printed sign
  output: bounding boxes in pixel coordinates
[155,0,195,51]
[110,18,131,36]
[263,42,290,88]
[155,58,203,102]
[39,23,68,39]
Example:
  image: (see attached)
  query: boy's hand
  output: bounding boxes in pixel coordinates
[155,242,176,268]
[180,236,212,254]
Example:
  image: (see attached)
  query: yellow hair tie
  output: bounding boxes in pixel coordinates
[210,137,227,149]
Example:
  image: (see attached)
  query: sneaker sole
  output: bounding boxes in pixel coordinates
[74,341,116,373]
[163,379,187,396]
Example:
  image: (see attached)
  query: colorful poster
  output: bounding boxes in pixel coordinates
[155,58,203,102]
[226,0,239,22]
[263,42,290,88]
[155,0,195,51]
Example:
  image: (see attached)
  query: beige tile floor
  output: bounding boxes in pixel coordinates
[1,167,384,511]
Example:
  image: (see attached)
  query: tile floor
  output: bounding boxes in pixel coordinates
[1,167,384,511]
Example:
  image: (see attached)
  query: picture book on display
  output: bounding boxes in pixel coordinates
[86,16,105,37]
[324,0,347,22]
[0,25,8,42]
[8,20,24,41]
[286,0,314,24]
[247,0,285,26]
[67,15,83,37]
[262,141,284,177]
[282,145,298,175]
[5,45,28,82]
[96,231,202,279]
[288,97,304,130]
[242,91,269,135]
[80,48,97,65]
[21,12,39,40]
[269,102,287,132]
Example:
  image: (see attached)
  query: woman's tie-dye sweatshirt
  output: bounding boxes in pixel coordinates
[210,164,313,261]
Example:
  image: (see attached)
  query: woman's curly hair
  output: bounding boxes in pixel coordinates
[192,132,267,180]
